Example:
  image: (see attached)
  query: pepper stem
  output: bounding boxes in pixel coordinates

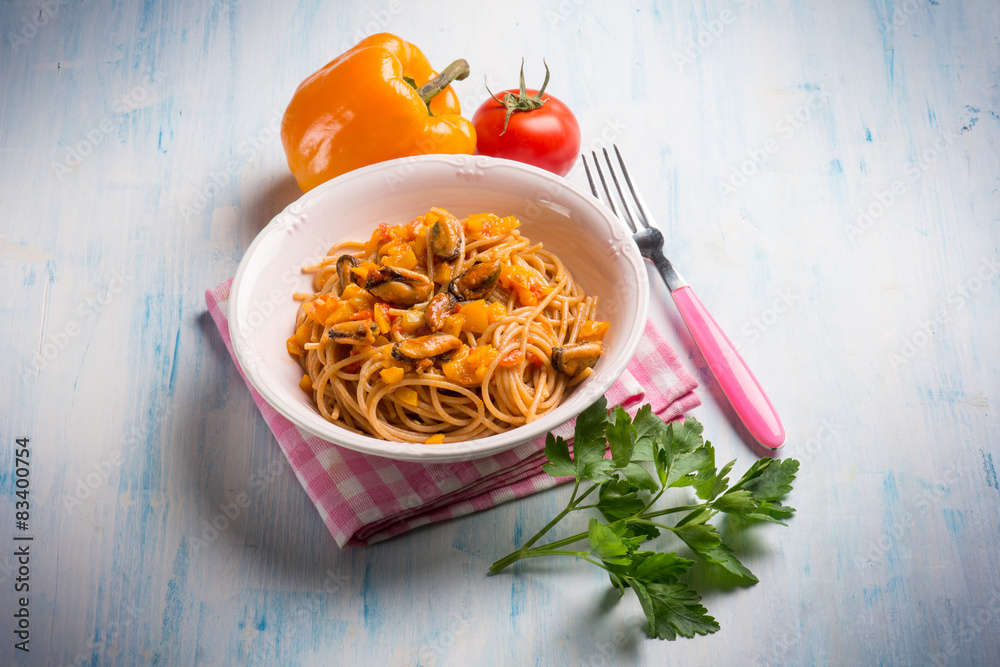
[417,59,471,106]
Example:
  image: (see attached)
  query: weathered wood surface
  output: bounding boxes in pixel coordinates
[1,0,998,664]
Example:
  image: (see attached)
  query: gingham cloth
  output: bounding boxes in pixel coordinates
[206,279,700,547]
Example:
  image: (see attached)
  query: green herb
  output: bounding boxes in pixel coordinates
[489,397,799,640]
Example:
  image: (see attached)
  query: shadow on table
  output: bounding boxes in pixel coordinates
[660,306,783,460]
[242,173,303,233]
[688,513,780,596]
[190,310,471,592]
[190,166,489,592]
[496,509,773,640]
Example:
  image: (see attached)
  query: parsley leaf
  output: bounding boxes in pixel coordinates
[700,542,758,584]
[692,443,729,501]
[653,417,714,488]
[631,551,694,582]
[629,404,666,462]
[710,489,757,515]
[589,518,631,565]
[632,580,720,640]
[665,417,705,454]
[719,458,799,524]
[541,433,575,478]
[658,444,713,489]
[573,396,609,456]
[617,462,660,492]
[491,403,798,642]
[671,521,722,554]
[745,501,797,525]
[624,519,661,540]
[606,406,636,467]
[597,479,646,521]
[572,396,613,482]
[730,457,800,502]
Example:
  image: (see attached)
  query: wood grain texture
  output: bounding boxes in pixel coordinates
[1,0,998,664]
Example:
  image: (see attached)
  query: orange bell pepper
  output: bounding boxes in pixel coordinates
[281,33,477,191]
[579,320,610,342]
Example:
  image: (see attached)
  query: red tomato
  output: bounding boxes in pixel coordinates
[473,84,581,176]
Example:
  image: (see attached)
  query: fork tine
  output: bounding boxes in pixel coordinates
[582,153,600,198]
[601,147,642,232]
[589,151,620,220]
[613,144,653,229]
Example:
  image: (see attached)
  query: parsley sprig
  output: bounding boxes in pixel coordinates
[489,397,799,640]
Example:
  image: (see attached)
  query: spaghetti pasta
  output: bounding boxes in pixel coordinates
[286,208,609,443]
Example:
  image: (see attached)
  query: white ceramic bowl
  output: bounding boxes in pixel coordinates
[229,154,648,462]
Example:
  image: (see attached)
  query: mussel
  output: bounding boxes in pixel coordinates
[427,211,463,262]
[424,292,458,331]
[448,260,501,301]
[327,319,379,345]
[365,265,434,306]
[335,255,361,295]
[551,341,603,376]
[391,333,464,362]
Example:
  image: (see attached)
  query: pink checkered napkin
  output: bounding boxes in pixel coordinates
[206,279,700,547]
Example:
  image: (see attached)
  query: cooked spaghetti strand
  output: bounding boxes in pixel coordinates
[286,210,609,443]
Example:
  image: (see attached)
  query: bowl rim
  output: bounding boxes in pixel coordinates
[229,154,649,462]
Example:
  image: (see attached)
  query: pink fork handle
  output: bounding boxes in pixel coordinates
[670,286,786,449]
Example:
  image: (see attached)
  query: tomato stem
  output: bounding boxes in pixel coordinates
[485,59,550,135]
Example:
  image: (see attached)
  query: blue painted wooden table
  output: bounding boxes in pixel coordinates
[2,0,999,664]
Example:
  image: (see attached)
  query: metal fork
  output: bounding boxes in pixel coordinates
[583,145,785,449]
